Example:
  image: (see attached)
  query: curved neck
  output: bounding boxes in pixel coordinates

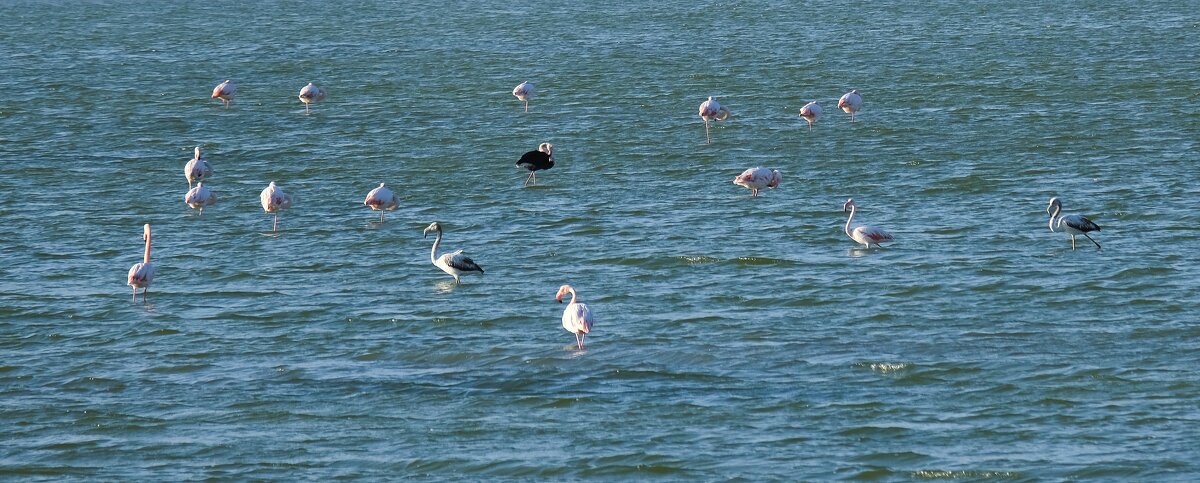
[1048,203,1062,231]
[430,230,442,263]
[567,287,578,305]
[143,231,152,264]
[844,205,856,237]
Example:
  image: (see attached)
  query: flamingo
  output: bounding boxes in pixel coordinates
[733,167,782,197]
[555,284,595,350]
[698,96,731,144]
[843,198,894,248]
[260,181,293,232]
[211,80,236,107]
[799,101,822,130]
[837,89,863,121]
[184,146,213,188]
[298,82,326,113]
[513,81,533,112]
[423,222,484,284]
[1047,197,1101,250]
[184,182,217,215]
[363,182,399,223]
[127,224,155,303]
[516,142,554,187]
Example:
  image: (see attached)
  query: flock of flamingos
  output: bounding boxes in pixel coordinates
[125,79,1103,350]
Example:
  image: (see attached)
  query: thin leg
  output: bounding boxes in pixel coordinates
[1070,235,1076,250]
[704,120,711,144]
[273,213,278,232]
[379,212,385,223]
[575,333,583,350]
[524,172,535,187]
[524,100,529,113]
[1083,233,1101,250]
[132,288,137,303]
[142,288,148,303]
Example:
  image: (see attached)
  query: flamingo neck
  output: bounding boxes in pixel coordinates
[430,230,442,263]
[143,232,151,265]
[1048,204,1062,232]
[845,205,856,238]
[567,287,578,305]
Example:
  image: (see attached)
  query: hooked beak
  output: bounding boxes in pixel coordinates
[556,294,563,303]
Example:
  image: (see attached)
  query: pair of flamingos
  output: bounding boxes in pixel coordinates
[210,80,326,113]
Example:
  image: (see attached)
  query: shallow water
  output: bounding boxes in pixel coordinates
[2,0,1199,479]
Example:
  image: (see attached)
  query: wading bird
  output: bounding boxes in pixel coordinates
[516,142,554,187]
[698,96,731,144]
[127,224,155,303]
[733,167,782,197]
[799,101,822,130]
[556,284,595,350]
[1047,197,1101,250]
[184,146,212,189]
[184,182,217,215]
[837,89,863,121]
[423,222,484,285]
[298,82,325,113]
[363,182,399,223]
[843,198,893,248]
[260,181,293,232]
[211,80,236,107]
[513,81,533,112]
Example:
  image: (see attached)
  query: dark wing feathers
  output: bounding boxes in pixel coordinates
[1064,216,1100,233]
[516,150,553,171]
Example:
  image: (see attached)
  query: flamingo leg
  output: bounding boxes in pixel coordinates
[379,212,385,223]
[305,103,310,114]
[1083,233,1101,250]
[524,171,536,187]
[273,213,279,232]
[132,287,137,303]
[704,120,711,144]
[524,100,529,113]
[1070,235,1076,250]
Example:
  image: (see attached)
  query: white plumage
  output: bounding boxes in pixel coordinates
[698,96,731,144]
[126,224,155,303]
[423,222,484,285]
[184,182,217,215]
[513,81,533,112]
[733,167,782,197]
[843,198,894,248]
[363,182,399,223]
[211,79,235,107]
[799,101,822,129]
[184,146,213,188]
[1047,197,1101,250]
[260,181,293,232]
[555,284,595,350]
[837,90,863,121]
[298,82,326,113]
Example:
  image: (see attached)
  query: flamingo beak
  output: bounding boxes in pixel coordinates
[556,294,563,303]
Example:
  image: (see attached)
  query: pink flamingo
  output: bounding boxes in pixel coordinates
[211,80,236,107]
[127,224,155,303]
[843,198,894,248]
[733,167,782,197]
[260,181,294,232]
[298,82,326,113]
[698,96,731,144]
[363,182,399,223]
[556,284,595,350]
[512,81,533,112]
[799,101,822,130]
[837,89,863,121]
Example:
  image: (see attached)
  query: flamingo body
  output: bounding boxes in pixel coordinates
[1047,197,1101,250]
[184,146,213,188]
[516,142,554,186]
[843,198,893,248]
[364,182,399,222]
[184,182,217,215]
[127,224,155,302]
[423,222,484,284]
[837,90,863,121]
[513,81,533,112]
[298,82,325,113]
[698,96,731,143]
[799,101,822,129]
[260,181,293,232]
[211,80,236,107]
[555,284,595,350]
[733,167,782,197]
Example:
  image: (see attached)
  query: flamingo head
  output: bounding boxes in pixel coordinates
[555,284,574,303]
[843,198,856,212]
[1047,197,1061,215]
[143,223,151,241]
[423,222,442,238]
[768,170,782,188]
[194,146,202,159]
[538,142,553,158]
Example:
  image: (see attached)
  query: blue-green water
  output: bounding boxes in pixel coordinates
[2,1,1199,479]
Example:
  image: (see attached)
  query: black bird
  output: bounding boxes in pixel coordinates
[516,143,554,187]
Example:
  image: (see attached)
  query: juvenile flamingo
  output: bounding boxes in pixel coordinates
[837,89,863,121]
[733,167,782,197]
[127,224,155,303]
[423,222,485,285]
[1047,197,1101,250]
[184,182,217,215]
[211,80,236,107]
[516,142,554,187]
[184,146,212,188]
[799,101,822,130]
[513,81,533,112]
[298,82,326,113]
[556,284,595,350]
[698,96,731,144]
[260,181,293,232]
[843,198,894,248]
[363,182,399,223]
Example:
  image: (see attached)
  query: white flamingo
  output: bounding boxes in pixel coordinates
[555,284,595,350]
[184,182,217,215]
[211,80,236,107]
[513,81,533,112]
[837,89,863,121]
[260,181,293,232]
[423,222,484,285]
[298,82,326,113]
[1047,197,1101,250]
[363,182,399,223]
[843,198,894,248]
[799,101,822,130]
[127,224,155,303]
[698,96,731,144]
[184,146,213,188]
[733,167,782,197]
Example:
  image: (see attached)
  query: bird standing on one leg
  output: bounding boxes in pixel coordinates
[1047,197,1101,250]
[423,222,484,285]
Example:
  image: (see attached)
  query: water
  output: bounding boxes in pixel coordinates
[2,0,1199,479]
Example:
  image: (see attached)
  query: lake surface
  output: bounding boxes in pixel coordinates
[2,0,1198,480]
